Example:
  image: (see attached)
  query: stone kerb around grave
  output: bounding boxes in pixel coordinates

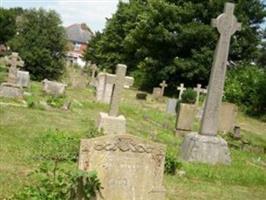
[79,134,166,200]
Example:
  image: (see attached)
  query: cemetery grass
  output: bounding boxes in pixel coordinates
[0,82,265,199]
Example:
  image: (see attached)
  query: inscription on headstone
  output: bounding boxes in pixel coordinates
[79,134,166,200]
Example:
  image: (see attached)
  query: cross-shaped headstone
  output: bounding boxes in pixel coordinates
[5,52,24,84]
[159,80,168,96]
[200,3,241,136]
[106,64,134,117]
[193,84,206,106]
[177,83,186,100]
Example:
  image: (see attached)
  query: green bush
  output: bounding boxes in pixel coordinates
[224,64,265,116]
[164,151,182,175]
[34,130,79,163]
[11,130,102,199]
[25,95,35,108]
[181,88,197,104]
[176,88,197,112]
[12,164,102,200]
[46,96,66,108]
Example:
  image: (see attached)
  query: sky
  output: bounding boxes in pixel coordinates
[1,0,123,32]
[1,0,265,31]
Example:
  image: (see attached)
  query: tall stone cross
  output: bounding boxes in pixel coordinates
[193,84,205,106]
[200,3,241,136]
[106,64,134,117]
[177,83,186,100]
[5,52,24,84]
[159,80,168,96]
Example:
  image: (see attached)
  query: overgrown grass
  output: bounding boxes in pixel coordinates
[0,81,265,199]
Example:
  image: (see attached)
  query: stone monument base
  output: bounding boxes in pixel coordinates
[98,112,126,134]
[0,83,23,98]
[181,132,231,165]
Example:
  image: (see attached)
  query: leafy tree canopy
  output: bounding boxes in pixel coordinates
[84,0,266,92]
[9,8,67,81]
[0,8,23,44]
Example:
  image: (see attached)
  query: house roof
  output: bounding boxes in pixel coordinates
[66,23,94,44]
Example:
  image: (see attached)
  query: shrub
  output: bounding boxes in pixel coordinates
[11,130,102,200]
[176,88,197,112]
[46,96,66,108]
[164,151,182,175]
[34,130,79,163]
[224,64,265,116]
[181,88,197,104]
[25,95,35,108]
[12,164,102,200]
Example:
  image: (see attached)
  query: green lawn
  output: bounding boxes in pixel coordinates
[0,81,265,199]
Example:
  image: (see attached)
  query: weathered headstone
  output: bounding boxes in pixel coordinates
[159,80,168,96]
[90,64,98,86]
[177,83,186,100]
[152,87,162,99]
[98,64,134,134]
[181,2,241,165]
[5,52,25,84]
[96,71,133,104]
[176,103,197,133]
[218,102,238,133]
[42,79,67,96]
[0,83,23,98]
[0,52,25,98]
[16,71,30,88]
[166,98,178,114]
[79,134,166,200]
[96,72,108,102]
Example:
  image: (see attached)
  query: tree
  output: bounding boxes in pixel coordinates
[9,9,67,81]
[84,0,266,92]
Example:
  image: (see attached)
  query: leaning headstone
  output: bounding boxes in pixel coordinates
[42,79,67,97]
[181,2,241,165]
[176,103,196,133]
[166,98,178,114]
[98,64,134,134]
[218,102,238,133]
[79,134,166,200]
[152,87,162,99]
[16,71,30,88]
[177,83,186,100]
